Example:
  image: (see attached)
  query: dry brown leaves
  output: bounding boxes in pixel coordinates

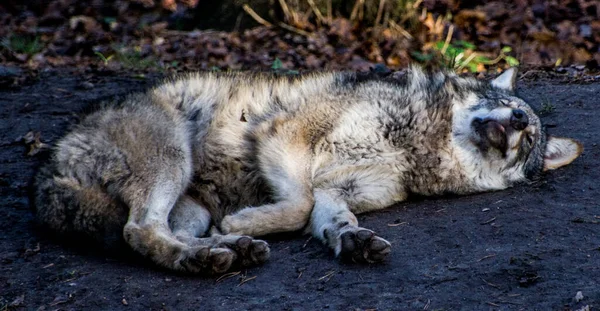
[0,0,598,72]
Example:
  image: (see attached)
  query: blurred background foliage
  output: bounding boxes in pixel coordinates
[0,0,598,73]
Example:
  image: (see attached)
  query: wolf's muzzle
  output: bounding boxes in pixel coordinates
[510,109,528,131]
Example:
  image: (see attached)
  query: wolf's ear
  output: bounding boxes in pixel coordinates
[491,67,517,92]
[543,136,583,171]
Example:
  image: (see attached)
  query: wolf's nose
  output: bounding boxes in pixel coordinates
[510,109,529,130]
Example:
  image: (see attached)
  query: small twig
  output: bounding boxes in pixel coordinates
[382,4,390,28]
[238,275,257,286]
[307,0,326,25]
[278,0,292,23]
[423,299,430,310]
[318,270,336,282]
[477,254,497,262]
[302,236,313,249]
[486,302,500,307]
[481,217,497,225]
[435,208,446,213]
[326,0,332,24]
[479,52,506,65]
[440,24,454,55]
[49,297,69,306]
[456,52,479,72]
[350,0,364,22]
[387,222,408,227]
[389,20,413,40]
[242,5,273,27]
[278,22,312,37]
[62,271,91,283]
[374,0,387,27]
[571,217,599,224]
[216,271,241,283]
[481,278,500,289]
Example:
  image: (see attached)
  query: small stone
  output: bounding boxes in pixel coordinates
[575,291,584,302]
[579,24,592,38]
[122,298,128,305]
[78,81,95,90]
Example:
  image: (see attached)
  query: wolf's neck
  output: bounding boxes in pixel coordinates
[383,93,476,196]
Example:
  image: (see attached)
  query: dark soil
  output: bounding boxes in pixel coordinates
[0,71,598,310]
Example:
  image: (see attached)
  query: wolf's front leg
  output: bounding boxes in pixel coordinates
[310,188,391,263]
[221,126,315,236]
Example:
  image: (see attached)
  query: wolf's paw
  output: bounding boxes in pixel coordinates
[216,235,271,267]
[337,228,391,263]
[179,246,236,274]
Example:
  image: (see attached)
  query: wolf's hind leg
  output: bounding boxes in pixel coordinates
[122,177,237,274]
[169,195,212,240]
[310,189,391,263]
[169,196,270,268]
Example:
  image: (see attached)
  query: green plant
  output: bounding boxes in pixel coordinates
[1,35,43,55]
[111,46,157,70]
[271,58,283,70]
[269,58,300,74]
[540,96,556,115]
[410,51,434,63]
[94,51,114,65]
[119,52,157,69]
[433,40,520,72]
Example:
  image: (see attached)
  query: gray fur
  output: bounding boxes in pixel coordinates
[34,67,582,273]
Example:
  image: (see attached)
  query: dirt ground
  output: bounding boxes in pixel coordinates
[0,71,598,310]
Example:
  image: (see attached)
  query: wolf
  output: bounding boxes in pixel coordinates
[34,67,582,274]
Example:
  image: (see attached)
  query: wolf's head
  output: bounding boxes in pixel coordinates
[452,68,582,190]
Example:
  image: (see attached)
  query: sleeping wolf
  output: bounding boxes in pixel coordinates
[34,67,582,274]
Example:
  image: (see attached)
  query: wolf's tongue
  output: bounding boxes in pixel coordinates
[488,121,505,133]
[485,121,507,151]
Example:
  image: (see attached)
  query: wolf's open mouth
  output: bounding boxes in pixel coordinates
[472,118,508,153]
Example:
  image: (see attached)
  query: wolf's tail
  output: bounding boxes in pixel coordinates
[33,161,129,248]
